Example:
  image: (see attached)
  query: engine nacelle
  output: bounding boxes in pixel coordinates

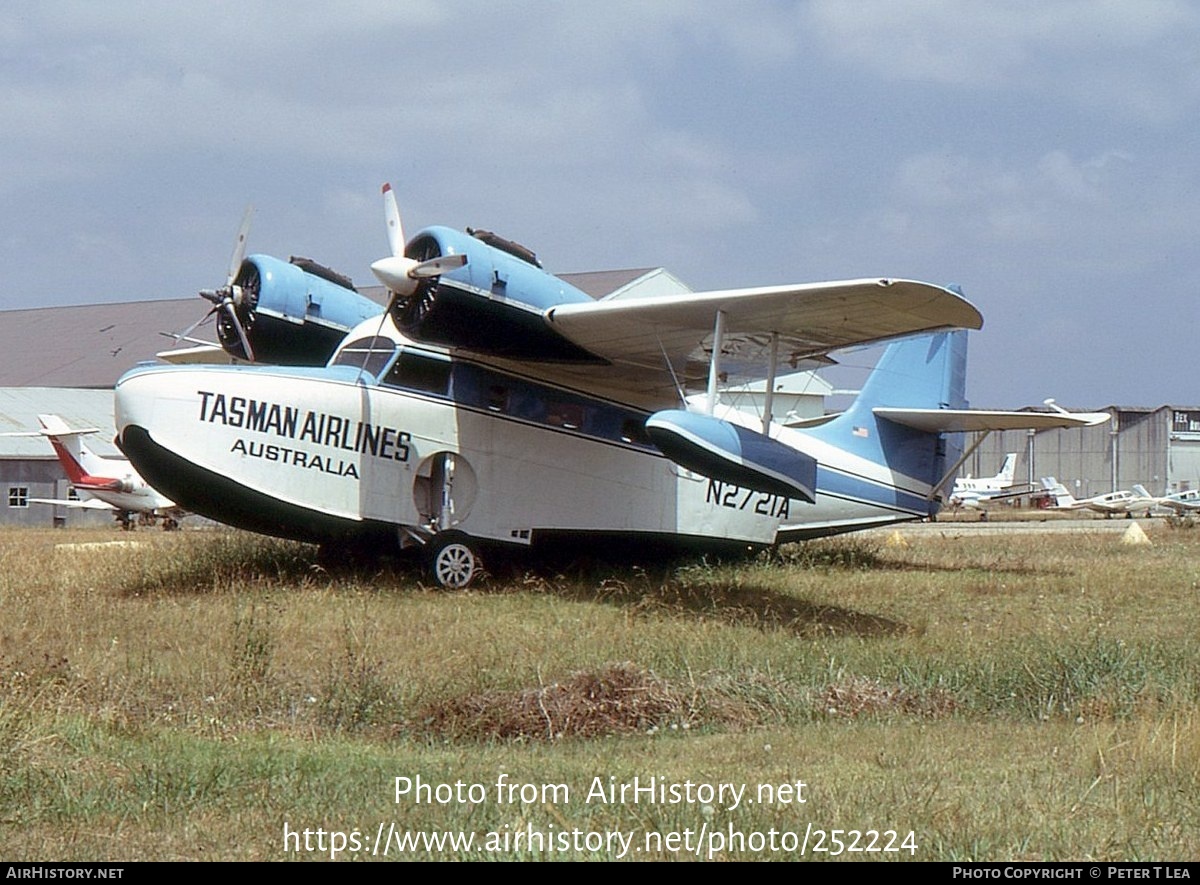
[390,226,601,361]
[218,254,384,365]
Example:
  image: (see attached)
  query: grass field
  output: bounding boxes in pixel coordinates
[1,520,1197,862]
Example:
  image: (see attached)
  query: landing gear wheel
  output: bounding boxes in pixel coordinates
[429,532,481,589]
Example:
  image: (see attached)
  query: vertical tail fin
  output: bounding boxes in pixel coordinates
[1041,476,1076,507]
[807,331,968,498]
[36,414,109,483]
[997,453,1018,486]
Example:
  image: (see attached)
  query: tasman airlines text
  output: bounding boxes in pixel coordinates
[197,391,412,479]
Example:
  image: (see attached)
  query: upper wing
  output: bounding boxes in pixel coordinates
[544,279,982,387]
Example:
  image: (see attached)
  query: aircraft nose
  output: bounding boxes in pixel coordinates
[113,367,161,443]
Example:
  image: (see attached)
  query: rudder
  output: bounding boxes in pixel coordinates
[807,331,969,501]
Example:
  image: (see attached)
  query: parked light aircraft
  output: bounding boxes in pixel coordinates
[9,415,185,530]
[1152,487,1200,515]
[948,453,1027,510]
[113,185,1110,586]
[1039,477,1156,518]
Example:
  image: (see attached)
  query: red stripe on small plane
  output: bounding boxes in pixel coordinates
[46,438,122,489]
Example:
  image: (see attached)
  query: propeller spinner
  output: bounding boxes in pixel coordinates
[370,183,467,301]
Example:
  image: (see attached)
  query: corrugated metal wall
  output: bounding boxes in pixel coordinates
[968,406,1194,500]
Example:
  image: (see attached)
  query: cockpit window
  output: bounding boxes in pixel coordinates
[330,336,397,377]
[385,350,453,396]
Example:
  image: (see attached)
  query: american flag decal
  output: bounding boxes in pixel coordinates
[852,426,869,438]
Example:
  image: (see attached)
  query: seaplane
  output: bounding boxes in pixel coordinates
[7,414,186,530]
[113,184,1109,586]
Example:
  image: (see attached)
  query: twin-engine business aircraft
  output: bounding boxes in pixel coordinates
[11,414,186,529]
[114,185,1109,586]
[948,453,1026,510]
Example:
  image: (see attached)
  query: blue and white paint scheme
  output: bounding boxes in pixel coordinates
[645,409,817,502]
[115,184,1109,587]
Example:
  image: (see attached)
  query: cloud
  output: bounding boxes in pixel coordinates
[883,147,1138,250]
[804,0,1200,121]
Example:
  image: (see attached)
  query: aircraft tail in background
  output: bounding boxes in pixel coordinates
[995,452,1018,486]
[1041,477,1078,508]
[34,414,116,488]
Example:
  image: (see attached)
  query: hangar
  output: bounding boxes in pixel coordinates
[964,406,1200,502]
[1,273,1194,527]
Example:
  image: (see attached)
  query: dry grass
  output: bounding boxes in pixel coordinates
[816,675,960,719]
[1,522,1198,861]
[414,662,688,741]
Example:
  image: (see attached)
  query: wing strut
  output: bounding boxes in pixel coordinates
[762,331,779,435]
[705,310,726,415]
[655,336,688,408]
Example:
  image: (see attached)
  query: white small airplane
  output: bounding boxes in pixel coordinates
[1152,487,1200,515]
[948,452,1027,510]
[1039,477,1157,518]
[112,184,1109,586]
[13,414,186,530]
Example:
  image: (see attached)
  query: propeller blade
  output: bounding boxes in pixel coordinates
[227,205,255,285]
[372,184,465,296]
[222,301,255,362]
[382,183,404,258]
[411,253,467,278]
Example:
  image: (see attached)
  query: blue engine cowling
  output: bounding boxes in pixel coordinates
[220,254,384,365]
[391,226,603,361]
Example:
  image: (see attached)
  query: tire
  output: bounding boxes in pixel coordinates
[429,532,481,589]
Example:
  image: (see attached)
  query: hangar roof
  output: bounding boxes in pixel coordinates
[0,298,233,390]
[0,387,121,458]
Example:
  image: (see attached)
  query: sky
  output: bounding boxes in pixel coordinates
[2,1,1198,409]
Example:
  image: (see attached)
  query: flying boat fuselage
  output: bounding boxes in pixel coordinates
[115,321,804,556]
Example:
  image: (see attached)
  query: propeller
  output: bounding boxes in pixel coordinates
[170,205,257,361]
[370,183,467,301]
[199,204,257,361]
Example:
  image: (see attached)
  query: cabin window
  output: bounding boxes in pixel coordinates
[545,401,585,430]
[8,487,28,508]
[386,351,453,396]
[621,419,652,446]
[487,385,509,412]
[330,336,397,377]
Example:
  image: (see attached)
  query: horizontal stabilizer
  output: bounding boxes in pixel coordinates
[874,408,1110,433]
[646,410,816,501]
